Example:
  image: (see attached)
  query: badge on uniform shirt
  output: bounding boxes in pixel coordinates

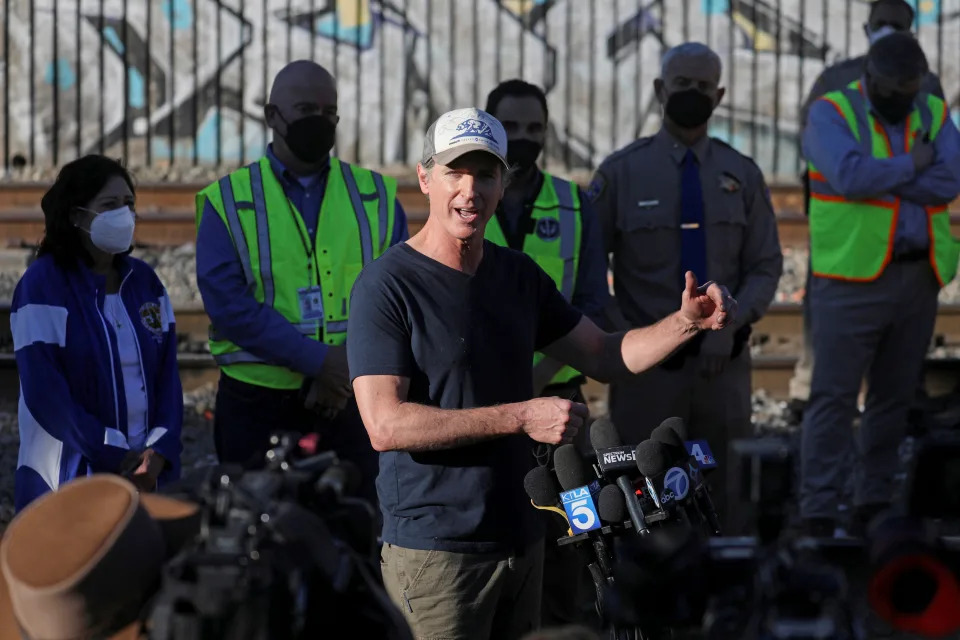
[298,286,325,321]
[719,172,742,193]
[585,174,606,202]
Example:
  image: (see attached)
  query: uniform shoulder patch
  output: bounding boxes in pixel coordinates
[585,174,607,202]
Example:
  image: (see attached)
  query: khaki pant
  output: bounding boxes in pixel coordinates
[380,540,545,640]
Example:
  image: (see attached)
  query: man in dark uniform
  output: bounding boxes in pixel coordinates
[590,42,783,534]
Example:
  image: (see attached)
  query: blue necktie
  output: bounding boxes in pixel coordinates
[680,149,707,289]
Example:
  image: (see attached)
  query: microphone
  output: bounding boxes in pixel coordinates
[555,443,593,491]
[591,417,638,476]
[554,444,603,534]
[651,420,688,462]
[598,484,626,525]
[523,465,572,536]
[636,440,695,523]
[553,444,614,580]
[590,418,650,535]
[651,417,716,471]
[651,419,722,535]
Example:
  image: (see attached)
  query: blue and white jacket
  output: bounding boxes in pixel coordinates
[11,254,183,511]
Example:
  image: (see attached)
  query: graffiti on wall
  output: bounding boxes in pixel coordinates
[1,0,959,179]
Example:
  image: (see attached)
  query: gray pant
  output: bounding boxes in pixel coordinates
[609,349,754,534]
[800,262,939,519]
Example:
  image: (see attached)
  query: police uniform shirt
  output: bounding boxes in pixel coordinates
[590,128,782,330]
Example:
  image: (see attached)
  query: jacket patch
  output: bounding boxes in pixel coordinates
[139,302,163,340]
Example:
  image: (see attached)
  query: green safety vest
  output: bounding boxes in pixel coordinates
[808,81,959,286]
[485,173,584,387]
[196,156,398,389]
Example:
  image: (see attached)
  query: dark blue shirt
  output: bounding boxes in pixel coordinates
[196,148,408,375]
[804,87,960,253]
[347,241,583,553]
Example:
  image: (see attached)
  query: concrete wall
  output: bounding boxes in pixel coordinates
[1,0,957,180]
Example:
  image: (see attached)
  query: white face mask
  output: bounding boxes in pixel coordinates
[867,24,899,45]
[80,205,136,254]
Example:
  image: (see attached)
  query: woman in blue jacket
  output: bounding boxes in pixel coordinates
[11,155,183,511]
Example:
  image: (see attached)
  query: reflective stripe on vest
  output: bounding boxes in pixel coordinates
[808,81,958,285]
[555,175,578,300]
[197,157,397,388]
[485,173,584,386]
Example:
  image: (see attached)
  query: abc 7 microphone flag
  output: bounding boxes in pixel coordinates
[646,466,692,510]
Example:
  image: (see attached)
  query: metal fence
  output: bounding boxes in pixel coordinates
[2,0,959,182]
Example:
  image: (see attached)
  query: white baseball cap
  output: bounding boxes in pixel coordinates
[421,107,509,168]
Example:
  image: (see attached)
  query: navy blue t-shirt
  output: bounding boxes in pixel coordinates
[347,240,583,553]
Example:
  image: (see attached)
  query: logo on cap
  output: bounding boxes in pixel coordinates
[452,118,497,142]
[535,217,561,241]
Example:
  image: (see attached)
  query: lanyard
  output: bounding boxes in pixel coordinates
[283,181,326,285]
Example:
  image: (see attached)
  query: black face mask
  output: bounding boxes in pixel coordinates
[275,112,336,163]
[507,139,543,173]
[870,90,916,124]
[664,89,715,129]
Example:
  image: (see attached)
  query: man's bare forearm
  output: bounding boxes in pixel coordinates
[369,401,526,452]
[599,312,700,381]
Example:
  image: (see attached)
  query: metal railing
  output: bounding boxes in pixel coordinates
[1,0,957,181]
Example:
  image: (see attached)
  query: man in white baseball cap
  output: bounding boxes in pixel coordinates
[347,107,738,639]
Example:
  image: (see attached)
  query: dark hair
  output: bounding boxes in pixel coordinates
[485,79,549,121]
[37,155,135,268]
[869,0,915,23]
[868,31,929,81]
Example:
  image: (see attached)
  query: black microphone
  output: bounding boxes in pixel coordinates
[651,419,722,535]
[552,445,613,579]
[524,465,562,507]
[523,466,572,534]
[598,484,626,525]
[636,440,696,524]
[651,420,688,461]
[590,418,649,535]
[554,444,592,491]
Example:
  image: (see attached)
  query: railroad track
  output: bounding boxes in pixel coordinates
[0,351,955,404]
[2,182,960,248]
[1,180,959,399]
[0,302,957,399]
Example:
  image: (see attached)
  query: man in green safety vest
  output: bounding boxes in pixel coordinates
[484,80,611,629]
[484,80,611,410]
[800,33,960,537]
[194,60,408,504]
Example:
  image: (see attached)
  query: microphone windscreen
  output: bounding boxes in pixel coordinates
[524,466,561,507]
[659,416,688,441]
[589,417,622,450]
[598,484,626,524]
[651,423,686,458]
[635,440,674,478]
[554,444,590,491]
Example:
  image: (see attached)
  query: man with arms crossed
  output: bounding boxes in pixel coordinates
[347,108,737,639]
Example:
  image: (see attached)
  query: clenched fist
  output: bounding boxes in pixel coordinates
[519,397,590,445]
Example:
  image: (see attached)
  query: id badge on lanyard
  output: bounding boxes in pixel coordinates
[298,286,325,321]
